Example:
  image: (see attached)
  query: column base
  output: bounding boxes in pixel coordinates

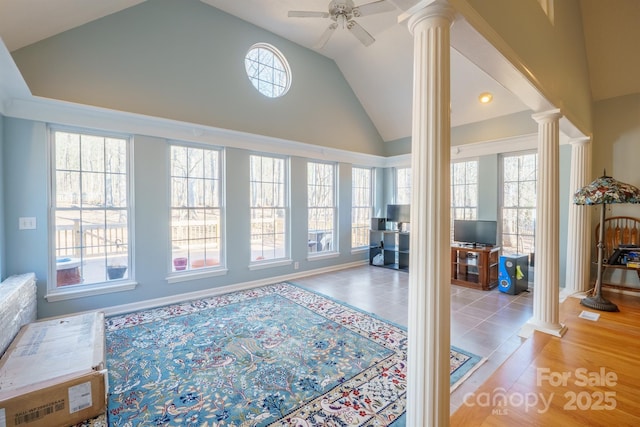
[518,318,568,339]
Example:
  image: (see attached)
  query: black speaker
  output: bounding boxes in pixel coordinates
[498,254,529,295]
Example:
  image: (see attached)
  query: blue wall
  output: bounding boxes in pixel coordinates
[3,117,376,318]
[1,0,578,317]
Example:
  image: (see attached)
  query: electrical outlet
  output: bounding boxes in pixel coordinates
[19,217,36,230]
[294,262,299,270]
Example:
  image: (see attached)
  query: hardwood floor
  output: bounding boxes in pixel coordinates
[294,265,640,425]
[451,290,640,426]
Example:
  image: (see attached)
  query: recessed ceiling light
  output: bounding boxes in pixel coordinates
[479,92,493,104]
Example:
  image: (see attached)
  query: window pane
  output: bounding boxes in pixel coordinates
[250,155,289,262]
[52,129,130,288]
[309,162,337,254]
[171,145,223,272]
[352,167,372,249]
[396,167,411,204]
[503,182,518,207]
[245,44,291,98]
[519,181,536,207]
[189,148,204,178]
[503,157,519,182]
[171,146,188,177]
[521,154,537,181]
[80,135,104,172]
[55,132,80,170]
[105,138,127,174]
[450,160,478,240]
[466,162,478,183]
[501,153,537,255]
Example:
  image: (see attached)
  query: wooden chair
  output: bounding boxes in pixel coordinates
[595,216,640,290]
[597,216,640,260]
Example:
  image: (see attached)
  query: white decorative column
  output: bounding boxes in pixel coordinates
[406,2,455,425]
[520,109,567,338]
[564,137,592,295]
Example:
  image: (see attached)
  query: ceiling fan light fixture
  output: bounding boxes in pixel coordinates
[337,14,347,28]
[479,92,493,104]
[289,0,395,47]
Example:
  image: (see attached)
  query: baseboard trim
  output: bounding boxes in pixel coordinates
[101,260,367,317]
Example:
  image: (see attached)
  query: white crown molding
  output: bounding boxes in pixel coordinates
[383,131,571,166]
[4,94,572,171]
[384,153,412,168]
[451,133,538,159]
[1,37,581,171]
[5,96,390,168]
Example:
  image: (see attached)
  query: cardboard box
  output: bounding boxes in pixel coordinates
[0,312,106,427]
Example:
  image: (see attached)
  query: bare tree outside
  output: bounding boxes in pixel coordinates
[53,130,129,286]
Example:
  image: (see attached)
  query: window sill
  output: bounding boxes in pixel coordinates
[307,251,340,261]
[45,280,138,302]
[248,259,293,271]
[351,247,368,255]
[167,268,228,284]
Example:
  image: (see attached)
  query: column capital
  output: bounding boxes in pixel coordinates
[532,108,562,123]
[407,0,456,35]
[568,136,591,146]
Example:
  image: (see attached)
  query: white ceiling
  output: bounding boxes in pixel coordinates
[200,0,532,141]
[1,0,636,143]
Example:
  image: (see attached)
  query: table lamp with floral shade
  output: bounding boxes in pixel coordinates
[574,171,640,312]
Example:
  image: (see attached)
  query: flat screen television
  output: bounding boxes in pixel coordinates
[453,220,497,246]
[387,204,410,224]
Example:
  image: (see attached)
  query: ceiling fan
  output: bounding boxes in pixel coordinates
[288,0,396,48]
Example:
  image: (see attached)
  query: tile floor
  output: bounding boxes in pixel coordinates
[292,264,534,413]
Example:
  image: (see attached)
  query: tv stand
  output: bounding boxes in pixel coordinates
[451,245,500,290]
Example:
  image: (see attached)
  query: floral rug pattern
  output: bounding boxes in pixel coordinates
[95,282,481,426]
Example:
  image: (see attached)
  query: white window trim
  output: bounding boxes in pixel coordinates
[307,161,339,257]
[168,141,226,276]
[351,166,373,250]
[47,125,135,296]
[499,150,538,255]
[248,259,293,271]
[307,252,340,262]
[451,158,479,218]
[45,280,138,302]
[395,166,411,204]
[249,153,290,265]
[245,42,292,98]
[166,267,228,284]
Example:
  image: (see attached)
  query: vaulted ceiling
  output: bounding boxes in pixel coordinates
[0,0,637,143]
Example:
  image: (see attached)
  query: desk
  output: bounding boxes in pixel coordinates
[56,258,82,286]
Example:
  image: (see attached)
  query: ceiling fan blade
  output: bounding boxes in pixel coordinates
[347,20,375,46]
[288,10,330,18]
[314,23,338,49]
[353,0,396,17]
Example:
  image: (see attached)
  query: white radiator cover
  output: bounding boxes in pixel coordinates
[0,273,37,356]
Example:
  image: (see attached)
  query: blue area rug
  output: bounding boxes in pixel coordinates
[97,282,482,426]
